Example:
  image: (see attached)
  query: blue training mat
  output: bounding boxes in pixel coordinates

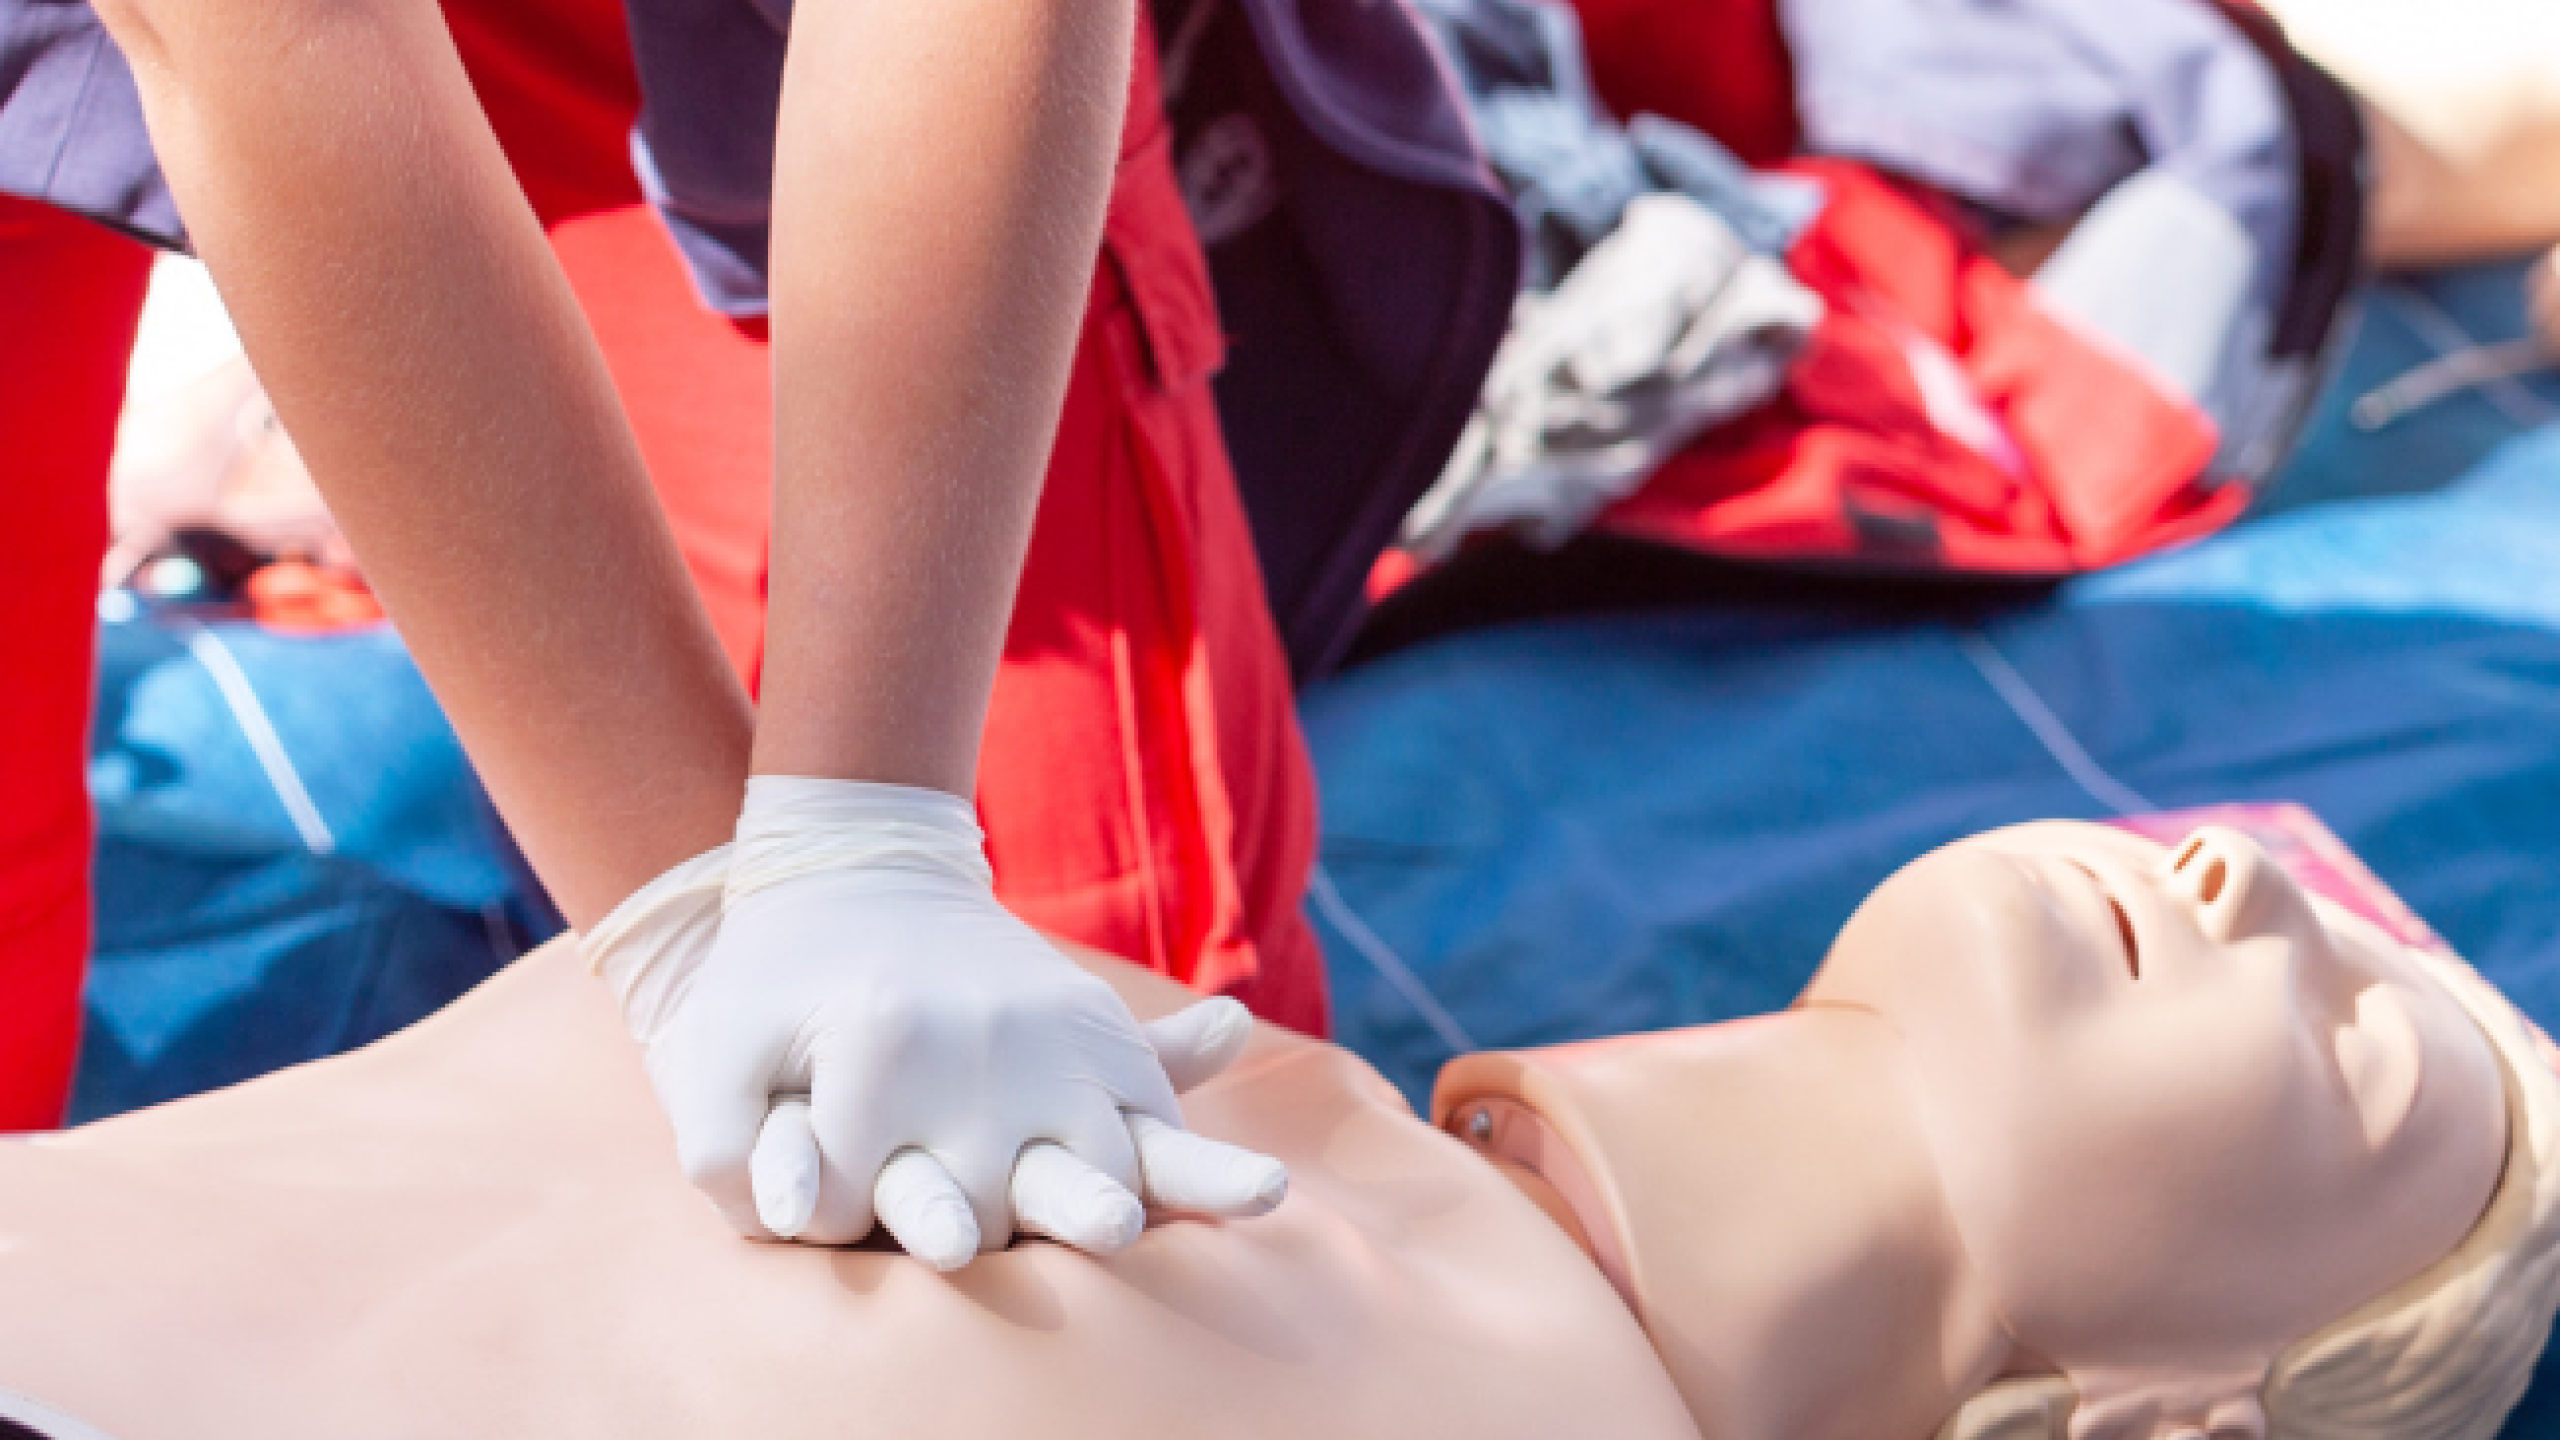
[1300,258,2560,1433]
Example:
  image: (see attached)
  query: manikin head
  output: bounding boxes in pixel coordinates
[1805,821,2524,1438]
[1447,822,2560,1440]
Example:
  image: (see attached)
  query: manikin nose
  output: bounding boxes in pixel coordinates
[2159,826,2270,942]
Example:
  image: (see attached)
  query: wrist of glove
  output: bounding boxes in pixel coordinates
[581,776,1286,1269]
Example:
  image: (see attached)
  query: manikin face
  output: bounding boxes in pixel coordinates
[1803,823,2508,1439]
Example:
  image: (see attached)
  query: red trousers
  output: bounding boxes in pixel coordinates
[0,0,1324,1126]
[0,196,152,1129]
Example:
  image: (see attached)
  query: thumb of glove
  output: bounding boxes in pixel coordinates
[1140,998,1256,1094]
[1131,998,1287,1218]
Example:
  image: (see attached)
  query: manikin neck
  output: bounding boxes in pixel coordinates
[1454,1008,2022,1440]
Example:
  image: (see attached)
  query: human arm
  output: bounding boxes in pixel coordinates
[2362,100,2560,274]
[752,0,1132,794]
[86,0,1124,888]
[2358,96,2560,354]
[89,0,752,929]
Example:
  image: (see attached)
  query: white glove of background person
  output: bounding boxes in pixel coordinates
[581,777,1286,1269]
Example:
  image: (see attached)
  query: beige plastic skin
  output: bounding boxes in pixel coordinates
[1440,823,2509,1440]
[1441,1009,2019,1440]
[0,942,1699,1440]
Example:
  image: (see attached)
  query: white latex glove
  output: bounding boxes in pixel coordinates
[581,778,1286,1268]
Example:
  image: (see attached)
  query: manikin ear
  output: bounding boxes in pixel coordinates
[2334,985,2427,1152]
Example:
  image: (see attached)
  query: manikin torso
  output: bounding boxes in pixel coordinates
[0,822,2517,1440]
[0,941,1699,1440]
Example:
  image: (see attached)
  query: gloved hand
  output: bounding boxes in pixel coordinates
[581,777,1287,1268]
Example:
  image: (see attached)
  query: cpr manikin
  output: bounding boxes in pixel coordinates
[3,823,2557,1440]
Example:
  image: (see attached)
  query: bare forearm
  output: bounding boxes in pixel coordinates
[97,0,752,927]
[2362,97,2560,270]
[753,0,1133,794]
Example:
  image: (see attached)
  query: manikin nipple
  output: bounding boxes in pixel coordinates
[2061,1371,2268,1440]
